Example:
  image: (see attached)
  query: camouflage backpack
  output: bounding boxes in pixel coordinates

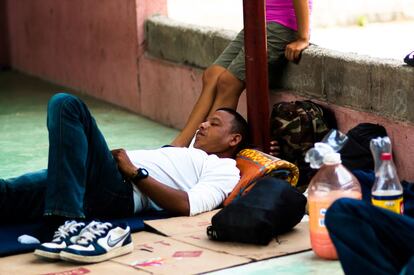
[270,100,334,192]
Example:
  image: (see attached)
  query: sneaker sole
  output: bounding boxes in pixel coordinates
[34,249,61,260]
[59,242,134,263]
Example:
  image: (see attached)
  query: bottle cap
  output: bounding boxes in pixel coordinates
[323,152,341,165]
[381,153,392,161]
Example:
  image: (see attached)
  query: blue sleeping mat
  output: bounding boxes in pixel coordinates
[0,211,170,257]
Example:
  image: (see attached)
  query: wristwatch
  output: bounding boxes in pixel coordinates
[131,168,149,182]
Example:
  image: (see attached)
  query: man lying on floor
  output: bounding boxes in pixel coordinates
[0,93,249,262]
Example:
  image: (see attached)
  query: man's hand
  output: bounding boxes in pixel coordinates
[111,149,136,179]
[269,140,281,157]
[285,38,309,62]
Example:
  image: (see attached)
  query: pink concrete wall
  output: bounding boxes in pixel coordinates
[0,0,9,66]
[138,56,248,129]
[6,0,166,112]
[135,1,167,58]
[138,56,203,128]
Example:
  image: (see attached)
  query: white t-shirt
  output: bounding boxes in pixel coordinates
[126,147,240,216]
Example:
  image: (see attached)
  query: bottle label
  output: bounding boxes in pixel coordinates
[371,194,404,214]
[309,200,331,234]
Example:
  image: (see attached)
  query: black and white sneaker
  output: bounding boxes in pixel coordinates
[34,220,86,260]
[60,221,133,263]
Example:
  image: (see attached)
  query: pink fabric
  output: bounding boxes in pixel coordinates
[265,0,312,31]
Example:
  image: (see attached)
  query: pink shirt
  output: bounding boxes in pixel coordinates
[266,0,312,31]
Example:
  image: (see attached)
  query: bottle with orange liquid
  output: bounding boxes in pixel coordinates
[308,152,362,259]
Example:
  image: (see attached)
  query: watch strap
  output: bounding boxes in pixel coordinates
[131,168,149,182]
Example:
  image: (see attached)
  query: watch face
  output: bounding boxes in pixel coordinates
[140,168,149,178]
[138,168,149,179]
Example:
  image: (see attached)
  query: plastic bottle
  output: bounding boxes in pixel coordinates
[371,153,404,214]
[308,152,362,260]
[370,137,392,175]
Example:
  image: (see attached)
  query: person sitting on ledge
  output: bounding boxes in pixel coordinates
[170,0,312,157]
[0,93,249,231]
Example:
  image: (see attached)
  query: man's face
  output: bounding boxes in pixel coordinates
[193,110,238,156]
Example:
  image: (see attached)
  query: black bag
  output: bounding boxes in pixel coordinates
[207,177,307,245]
[339,123,388,171]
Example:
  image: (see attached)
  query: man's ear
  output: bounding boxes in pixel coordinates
[229,133,242,147]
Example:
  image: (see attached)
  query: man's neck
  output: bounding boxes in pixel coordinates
[211,151,235,159]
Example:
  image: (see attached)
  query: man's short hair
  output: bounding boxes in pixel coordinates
[217,107,249,151]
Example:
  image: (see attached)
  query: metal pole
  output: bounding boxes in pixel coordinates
[243,0,270,152]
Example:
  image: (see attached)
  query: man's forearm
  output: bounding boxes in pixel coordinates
[111,148,191,216]
[293,0,310,41]
[133,176,190,216]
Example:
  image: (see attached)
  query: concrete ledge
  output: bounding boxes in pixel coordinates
[146,15,236,68]
[146,15,414,124]
[280,48,414,123]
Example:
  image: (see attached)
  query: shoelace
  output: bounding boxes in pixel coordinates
[75,221,112,246]
[52,220,85,242]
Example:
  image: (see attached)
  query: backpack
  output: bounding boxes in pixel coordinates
[223,148,299,206]
[339,123,388,171]
[270,100,334,192]
[207,177,307,245]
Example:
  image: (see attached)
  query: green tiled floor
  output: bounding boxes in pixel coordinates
[0,71,178,178]
[209,251,343,275]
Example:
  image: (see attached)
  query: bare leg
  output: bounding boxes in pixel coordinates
[171,65,226,147]
[208,70,245,117]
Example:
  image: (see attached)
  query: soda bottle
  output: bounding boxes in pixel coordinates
[371,153,404,214]
[308,152,362,260]
[370,136,392,175]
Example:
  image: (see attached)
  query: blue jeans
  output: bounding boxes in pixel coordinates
[326,198,414,275]
[0,93,134,222]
